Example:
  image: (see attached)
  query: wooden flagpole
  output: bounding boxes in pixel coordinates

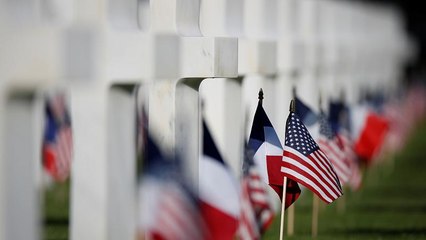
[287,204,295,236]
[282,97,296,239]
[279,176,288,240]
[311,194,319,238]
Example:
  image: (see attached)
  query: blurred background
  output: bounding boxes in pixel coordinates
[0,0,426,240]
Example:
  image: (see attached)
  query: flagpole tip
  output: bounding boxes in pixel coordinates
[290,99,296,113]
[258,88,264,105]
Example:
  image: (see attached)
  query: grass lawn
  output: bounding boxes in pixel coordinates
[263,119,426,239]
[43,180,69,240]
[43,119,426,240]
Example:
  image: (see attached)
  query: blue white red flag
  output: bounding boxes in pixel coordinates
[248,100,300,208]
[199,120,240,240]
[42,94,73,182]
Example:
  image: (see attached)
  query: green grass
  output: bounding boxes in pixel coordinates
[264,119,426,239]
[43,180,70,240]
[43,119,426,240]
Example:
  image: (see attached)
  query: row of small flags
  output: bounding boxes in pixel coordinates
[40,83,426,238]
[137,85,426,239]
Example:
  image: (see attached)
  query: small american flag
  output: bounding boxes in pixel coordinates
[317,112,351,185]
[138,132,206,240]
[42,94,73,182]
[329,101,363,190]
[338,131,362,190]
[248,100,300,208]
[282,112,343,204]
[238,145,274,240]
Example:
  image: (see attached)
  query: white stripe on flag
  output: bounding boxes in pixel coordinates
[283,156,339,199]
[199,156,240,217]
[283,147,341,196]
[280,167,333,203]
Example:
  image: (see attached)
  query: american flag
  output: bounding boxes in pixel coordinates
[338,131,362,190]
[238,145,275,240]
[282,112,343,204]
[138,132,206,240]
[317,112,351,185]
[329,101,362,190]
[42,94,73,182]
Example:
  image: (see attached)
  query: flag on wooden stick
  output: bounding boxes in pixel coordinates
[248,97,300,208]
[281,108,343,204]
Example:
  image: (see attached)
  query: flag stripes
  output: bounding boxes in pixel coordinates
[282,112,342,204]
[282,147,342,202]
[140,181,205,240]
[152,187,204,240]
[318,138,351,184]
[238,178,260,240]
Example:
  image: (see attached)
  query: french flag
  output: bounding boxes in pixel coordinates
[248,100,300,208]
[199,120,240,240]
[351,105,389,165]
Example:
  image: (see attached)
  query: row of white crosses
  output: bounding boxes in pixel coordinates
[0,0,412,240]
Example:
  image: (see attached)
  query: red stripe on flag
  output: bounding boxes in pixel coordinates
[284,150,341,196]
[282,161,337,201]
[201,202,238,240]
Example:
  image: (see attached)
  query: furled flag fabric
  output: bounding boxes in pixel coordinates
[138,133,205,240]
[199,120,240,240]
[295,97,318,126]
[282,111,343,204]
[317,112,351,185]
[329,101,350,133]
[351,105,389,165]
[295,97,320,140]
[248,100,301,208]
[238,144,275,240]
[42,94,73,182]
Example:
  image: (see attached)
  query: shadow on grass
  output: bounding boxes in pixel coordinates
[44,217,69,226]
[335,227,426,236]
[351,204,426,213]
